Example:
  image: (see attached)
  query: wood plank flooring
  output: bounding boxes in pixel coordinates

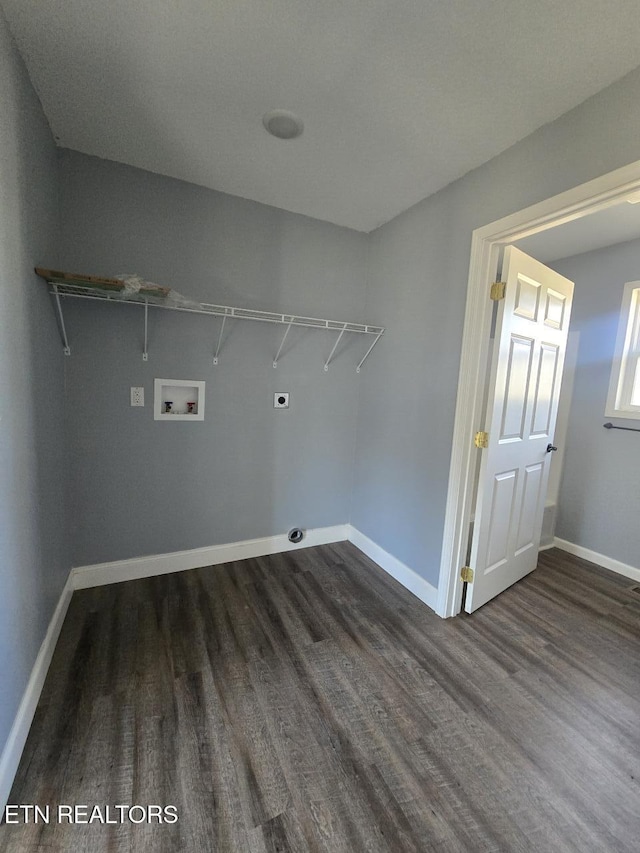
[1,544,639,851]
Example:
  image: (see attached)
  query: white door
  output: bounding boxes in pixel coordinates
[465,246,574,613]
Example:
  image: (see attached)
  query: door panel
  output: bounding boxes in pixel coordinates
[486,469,518,571]
[464,246,574,613]
[514,275,541,319]
[544,289,567,329]
[515,462,544,553]
[531,343,560,436]
[500,335,534,440]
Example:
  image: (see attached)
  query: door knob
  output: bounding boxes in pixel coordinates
[546,443,558,453]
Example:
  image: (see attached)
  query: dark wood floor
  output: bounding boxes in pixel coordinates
[2,544,640,852]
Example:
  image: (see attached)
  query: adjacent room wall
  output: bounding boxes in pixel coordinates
[58,151,368,566]
[352,65,640,588]
[0,10,68,758]
[549,238,640,568]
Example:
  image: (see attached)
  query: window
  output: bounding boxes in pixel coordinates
[606,281,640,420]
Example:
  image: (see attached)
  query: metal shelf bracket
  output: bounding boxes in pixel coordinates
[324,324,347,372]
[213,314,227,365]
[52,285,71,356]
[142,301,149,361]
[356,330,384,373]
[273,318,293,368]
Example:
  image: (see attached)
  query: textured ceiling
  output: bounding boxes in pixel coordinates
[4,0,640,231]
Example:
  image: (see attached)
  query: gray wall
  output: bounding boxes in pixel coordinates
[58,151,368,566]
[0,11,68,756]
[352,65,640,588]
[550,239,640,567]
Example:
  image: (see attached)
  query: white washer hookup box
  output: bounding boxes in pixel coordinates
[154,379,205,421]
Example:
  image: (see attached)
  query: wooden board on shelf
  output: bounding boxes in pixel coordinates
[35,267,170,298]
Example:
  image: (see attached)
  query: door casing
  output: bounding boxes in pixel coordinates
[437,158,640,619]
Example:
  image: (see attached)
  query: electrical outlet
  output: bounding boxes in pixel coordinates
[274,392,289,408]
[131,387,144,407]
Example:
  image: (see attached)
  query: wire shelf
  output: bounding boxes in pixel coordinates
[42,274,385,372]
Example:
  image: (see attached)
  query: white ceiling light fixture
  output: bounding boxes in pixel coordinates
[626,191,640,204]
[262,110,304,140]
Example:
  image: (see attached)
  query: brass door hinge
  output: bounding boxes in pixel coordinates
[490,281,506,301]
[474,431,489,449]
[461,566,474,583]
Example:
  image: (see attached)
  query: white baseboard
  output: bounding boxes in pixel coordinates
[347,526,438,612]
[553,537,640,584]
[72,524,350,589]
[0,574,74,812]
[72,525,440,616]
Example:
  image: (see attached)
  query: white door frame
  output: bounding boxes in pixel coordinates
[436,158,640,619]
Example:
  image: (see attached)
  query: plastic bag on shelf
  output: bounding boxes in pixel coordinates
[115,274,203,310]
